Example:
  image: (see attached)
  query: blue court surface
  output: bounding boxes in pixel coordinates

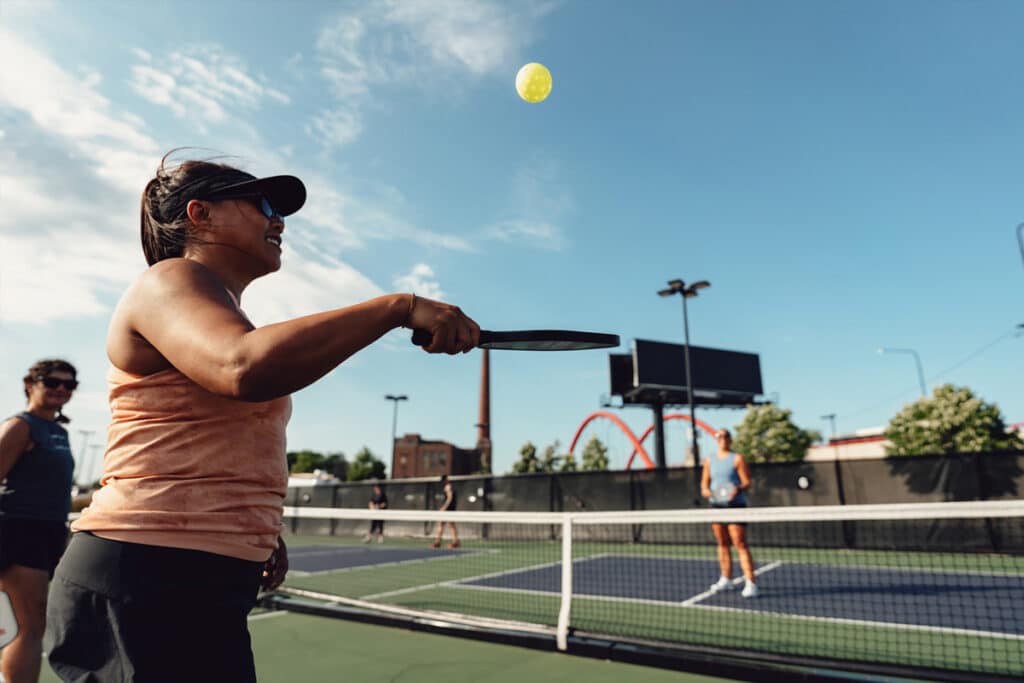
[457,555,1024,636]
[289,544,470,574]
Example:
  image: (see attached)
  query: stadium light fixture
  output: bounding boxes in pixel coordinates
[385,394,408,466]
[658,278,712,467]
[878,347,927,398]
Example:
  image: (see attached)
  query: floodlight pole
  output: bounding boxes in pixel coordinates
[75,429,94,488]
[820,414,837,443]
[681,293,698,466]
[877,347,927,398]
[385,394,408,467]
[658,278,710,470]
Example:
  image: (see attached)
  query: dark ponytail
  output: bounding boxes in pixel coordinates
[139,150,243,266]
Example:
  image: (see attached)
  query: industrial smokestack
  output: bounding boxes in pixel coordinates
[476,348,491,473]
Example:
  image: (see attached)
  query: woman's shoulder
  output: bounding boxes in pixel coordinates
[135,258,221,293]
[113,259,233,326]
[2,414,32,433]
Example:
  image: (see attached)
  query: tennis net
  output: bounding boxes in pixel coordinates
[270,500,1024,682]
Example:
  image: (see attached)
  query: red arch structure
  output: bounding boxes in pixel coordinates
[567,412,721,470]
[624,414,718,470]
[567,411,654,469]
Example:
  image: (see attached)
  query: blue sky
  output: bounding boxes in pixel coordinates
[2,0,1022,480]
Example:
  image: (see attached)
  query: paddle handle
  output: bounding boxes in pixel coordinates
[411,329,491,347]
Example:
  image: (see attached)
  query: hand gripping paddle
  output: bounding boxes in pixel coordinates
[411,329,620,351]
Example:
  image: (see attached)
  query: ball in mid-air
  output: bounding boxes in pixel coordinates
[515,62,552,103]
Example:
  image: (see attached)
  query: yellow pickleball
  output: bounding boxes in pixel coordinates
[515,62,552,103]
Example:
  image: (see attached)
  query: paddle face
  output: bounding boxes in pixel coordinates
[711,484,737,504]
[411,329,619,351]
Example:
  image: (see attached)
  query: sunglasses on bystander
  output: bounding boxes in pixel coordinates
[38,377,78,391]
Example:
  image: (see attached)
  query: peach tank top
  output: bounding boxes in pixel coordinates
[73,366,292,562]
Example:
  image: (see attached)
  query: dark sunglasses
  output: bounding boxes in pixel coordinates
[38,376,78,391]
[204,193,279,220]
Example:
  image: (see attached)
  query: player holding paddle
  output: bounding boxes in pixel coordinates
[46,152,480,683]
[701,429,759,598]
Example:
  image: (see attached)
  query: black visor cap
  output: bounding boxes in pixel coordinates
[198,172,306,217]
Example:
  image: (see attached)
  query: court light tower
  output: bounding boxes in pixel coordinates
[820,414,837,443]
[75,429,94,487]
[658,278,711,467]
[384,394,408,465]
[878,347,927,398]
[820,413,847,507]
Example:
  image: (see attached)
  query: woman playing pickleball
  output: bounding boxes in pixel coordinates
[46,152,479,683]
[0,359,77,683]
[431,474,460,549]
[700,428,759,598]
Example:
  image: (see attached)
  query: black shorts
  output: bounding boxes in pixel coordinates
[47,532,264,683]
[710,499,748,527]
[0,517,68,575]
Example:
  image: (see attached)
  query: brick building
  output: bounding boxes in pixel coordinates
[391,433,484,479]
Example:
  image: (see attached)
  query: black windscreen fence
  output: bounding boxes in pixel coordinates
[288,451,1024,552]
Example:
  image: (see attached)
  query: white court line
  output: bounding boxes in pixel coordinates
[780,560,1024,580]
[683,600,1024,642]
[288,548,495,577]
[342,551,1024,642]
[680,560,784,606]
[361,554,611,601]
[248,611,289,622]
[447,560,1024,641]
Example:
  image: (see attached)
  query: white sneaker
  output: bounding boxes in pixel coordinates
[741,581,759,598]
[377,536,384,544]
[709,576,731,593]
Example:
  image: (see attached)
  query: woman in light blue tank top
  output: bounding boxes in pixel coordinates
[700,429,759,598]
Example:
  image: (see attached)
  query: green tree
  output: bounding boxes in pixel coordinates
[540,440,562,472]
[733,404,819,463]
[884,384,1024,456]
[323,452,349,480]
[288,449,326,473]
[512,441,540,473]
[347,446,387,481]
[559,452,578,472]
[581,436,609,471]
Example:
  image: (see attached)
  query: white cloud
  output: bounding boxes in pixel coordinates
[308,0,555,147]
[130,64,185,116]
[484,219,566,251]
[393,263,445,301]
[0,227,142,324]
[379,0,528,74]
[306,108,363,148]
[241,249,384,326]
[128,45,290,126]
[0,27,160,195]
[481,157,571,250]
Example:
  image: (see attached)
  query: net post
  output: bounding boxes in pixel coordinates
[555,515,572,651]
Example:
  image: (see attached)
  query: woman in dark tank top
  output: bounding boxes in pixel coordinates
[0,359,77,683]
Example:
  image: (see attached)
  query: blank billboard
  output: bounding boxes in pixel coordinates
[608,354,634,396]
[632,339,763,397]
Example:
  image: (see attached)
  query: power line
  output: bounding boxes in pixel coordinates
[925,327,1021,383]
[842,325,1021,423]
